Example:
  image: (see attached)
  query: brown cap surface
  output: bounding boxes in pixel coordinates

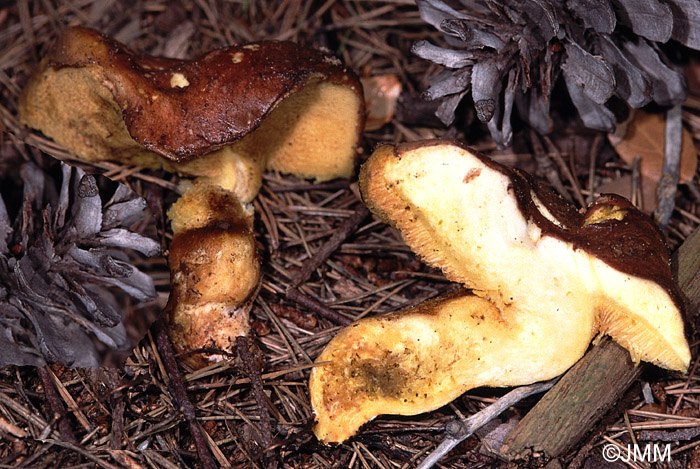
[20,26,365,198]
[45,26,364,161]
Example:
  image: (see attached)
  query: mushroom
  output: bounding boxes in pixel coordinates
[165,181,259,369]
[19,26,365,368]
[19,26,364,203]
[309,139,689,443]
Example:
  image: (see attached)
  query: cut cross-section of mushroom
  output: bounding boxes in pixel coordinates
[310,290,597,443]
[19,26,365,368]
[309,139,689,443]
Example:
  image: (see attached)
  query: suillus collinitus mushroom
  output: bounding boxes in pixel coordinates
[19,26,365,368]
[19,26,364,204]
[309,139,689,443]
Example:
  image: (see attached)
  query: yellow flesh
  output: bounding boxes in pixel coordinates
[310,143,689,443]
[246,78,360,182]
[171,79,360,199]
[310,292,596,443]
[166,180,254,235]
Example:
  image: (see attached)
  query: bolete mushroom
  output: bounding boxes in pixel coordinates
[309,139,689,443]
[19,26,364,203]
[19,26,365,368]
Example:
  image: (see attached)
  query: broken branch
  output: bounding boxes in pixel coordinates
[289,204,370,288]
[417,379,557,469]
[153,319,217,469]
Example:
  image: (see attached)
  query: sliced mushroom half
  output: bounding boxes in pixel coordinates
[309,139,689,443]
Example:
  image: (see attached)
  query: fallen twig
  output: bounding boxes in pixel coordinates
[417,379,557,469]
[37,366,76,444]
[267,180,351,193]
[531,131,572,204]
[106,369,125,450]
[586,133,603,204]
[631,156,642,208]
[152,319,217,469]
[236,335,273,449]
[289,204,370,288]
[655,104,683,230]
[542,136,586,207]
[638,425,700,441]
[286,287,352,325]
[284,202,368,326]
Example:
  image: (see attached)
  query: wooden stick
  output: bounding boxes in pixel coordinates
[417,379,557,469]
[500,224,700,459]
[288,204,370,288]
[236,336,273,449]
[655,104,682,230]
[530,130,572,204]
[38,366,77,444]
[284,203,368,326]
[106,369,125,450]
[499,337,640,458]
[286,287,352,326]
[676,223,700,314]
[153,319,217,469]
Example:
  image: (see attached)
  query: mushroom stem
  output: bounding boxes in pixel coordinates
[164,181,260,369]
[310,291,593,443]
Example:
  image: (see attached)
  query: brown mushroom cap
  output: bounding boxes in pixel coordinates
[19,26,365,368]
[309,139,690,443]
[19,26,365,201]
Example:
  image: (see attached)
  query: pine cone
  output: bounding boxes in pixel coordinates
[0,158,160,367]
[414,0,700,146]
